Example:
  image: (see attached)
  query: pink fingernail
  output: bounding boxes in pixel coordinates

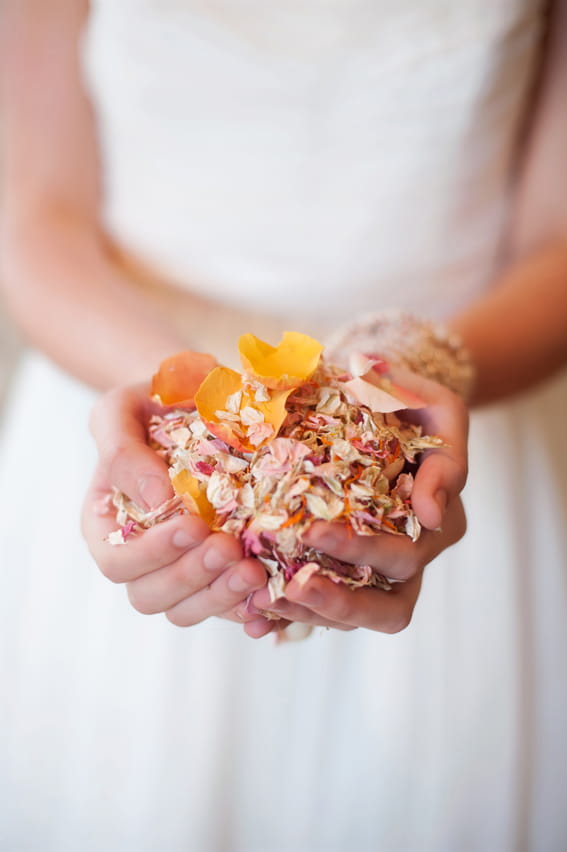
[203,548,236,572]
[172,528,197,549]
[245,594,261,615]
[138,475,170,510]
[228,572,252,593]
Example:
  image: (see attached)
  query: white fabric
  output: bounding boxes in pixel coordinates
[2,2,567,850]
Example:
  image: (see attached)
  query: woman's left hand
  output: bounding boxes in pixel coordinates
[252,371,469,633]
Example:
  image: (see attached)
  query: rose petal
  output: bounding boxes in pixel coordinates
[171,469,216,526]
[343,377,410,413]
[195,366,292,451]
[238,331,323,389]
[151,350,217,407]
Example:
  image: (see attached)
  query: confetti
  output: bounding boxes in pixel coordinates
[108,333,444,604]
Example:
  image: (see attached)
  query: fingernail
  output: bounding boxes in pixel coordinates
[435,489,448,517]
[172,528,197,549]
[228,572,254,593]
[203,548,235,573]
[245,594,261,616]
[138,475,170,510]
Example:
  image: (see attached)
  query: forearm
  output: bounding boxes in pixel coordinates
[448,237,567,407]
[0,214,189,390]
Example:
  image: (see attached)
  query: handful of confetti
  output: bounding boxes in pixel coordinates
[109,332,443,601]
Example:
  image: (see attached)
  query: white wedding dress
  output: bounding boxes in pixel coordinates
[2,1,566,850]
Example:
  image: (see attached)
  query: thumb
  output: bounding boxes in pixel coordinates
[89,383,173,510]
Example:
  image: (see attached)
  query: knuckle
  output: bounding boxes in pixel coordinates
[168,555,195,589]
[105,440,132,480]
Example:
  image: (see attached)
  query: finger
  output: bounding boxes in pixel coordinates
[221,603,289,638]
[89,385,174,510]
[223,604,270,624]
[126,532,244,613]
[82,475,211,583]
[244,619,280,639]
[165,558,267,627]
[302,497,466,581]
[390,367,469,530]
[250,587,357,631]
[284,570,423,633]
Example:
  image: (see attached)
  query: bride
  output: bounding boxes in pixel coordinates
[1,1,566,849]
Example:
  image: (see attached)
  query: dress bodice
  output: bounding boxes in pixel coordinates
[82,0,545,332]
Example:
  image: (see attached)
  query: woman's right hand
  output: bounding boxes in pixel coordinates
[81,384,276,637]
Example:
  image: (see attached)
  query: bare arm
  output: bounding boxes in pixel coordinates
[0,0,189,388]
[449,0,567,406]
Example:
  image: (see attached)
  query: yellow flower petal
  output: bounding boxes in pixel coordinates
[151,350,217,407]
[238,331,323,390]
[172,469,216,526]
[194,366,243,421]
[195,366,292,451]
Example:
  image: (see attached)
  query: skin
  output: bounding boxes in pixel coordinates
[2,1,567,637]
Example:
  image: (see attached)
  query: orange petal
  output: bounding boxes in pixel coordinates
[194,367,247,451]
[194,366,243,421]
[195,366,292,451]
[238,331,323,390]
[249,388,294,448]
[172,469,216,526]
[151,350,217,407]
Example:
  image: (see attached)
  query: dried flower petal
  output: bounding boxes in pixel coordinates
[171,469,215,526]
[238,331,323,390]
[195,366,292,452]
[110,334,445,635]
[151,350,217,406]
[343,377,409,413]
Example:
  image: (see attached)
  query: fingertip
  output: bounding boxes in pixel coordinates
[138,473,174,510]
[244,618,274,639]
[202,535,242,573]
[240,558,269,590]
[171,516,210,550]
[251,587,273,610]
[410,487,444,531]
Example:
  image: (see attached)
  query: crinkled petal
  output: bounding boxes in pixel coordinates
[343,377,412,413]
[195,366,292,451]
[347,351,426,409]
[238,331,323,389]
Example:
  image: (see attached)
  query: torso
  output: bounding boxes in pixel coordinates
[82,0,546,348]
